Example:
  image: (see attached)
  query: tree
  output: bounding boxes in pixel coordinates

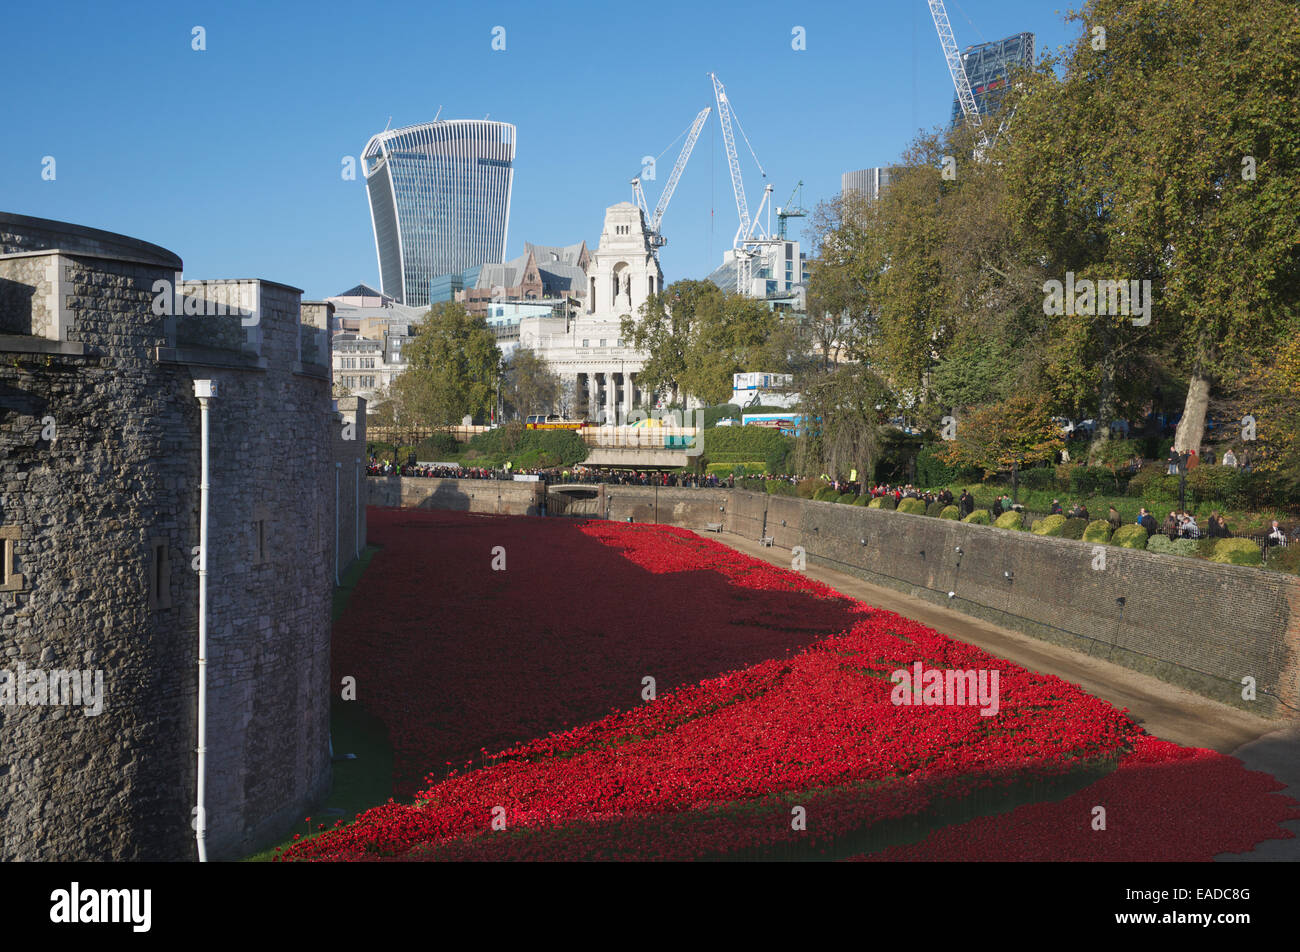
[502,348,560,421]
[795,364,896,483]
[1003,0,1300,458]
[624,279,786,407]
[1230,326,1300,500]
[936,392,1064,479]
[396,302,501,426]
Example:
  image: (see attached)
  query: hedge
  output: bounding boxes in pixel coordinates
[915,444,982,486]
[1146,535,1200,558]
[813,487,839,502]
[994,510,1024,530]
[1061,517,1089,540]
[1032,514,1067,536]
[465,426,588,467]
[925,501,945,517]
[1112,524,1149,549]
[898,497,927,515]
[867,496,886,508]
[876,495,898,511]
[939,505,960,520]
[837,493,858,504]
[766,480,797,496]
[1210,538,1263,566]
[853,494,872,506]
[1082,520,1113,543]
[963,509,992,524]
[796,478,827,499]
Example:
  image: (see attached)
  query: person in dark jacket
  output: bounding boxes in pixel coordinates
[1206,511,1229,538]
[959,490,974,517]
[1138,508,1159,534]
[1108,506,1121,531]
[1050,499,1063,516]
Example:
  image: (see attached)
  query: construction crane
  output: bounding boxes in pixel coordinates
[630,106,711,260]
[927,0,991,159]
[709,72,775,294]
[776,180,805,240]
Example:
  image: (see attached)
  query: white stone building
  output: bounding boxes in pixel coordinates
[518,202,661,423]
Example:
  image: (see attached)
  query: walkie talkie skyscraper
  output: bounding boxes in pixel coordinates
[363,120,516,308]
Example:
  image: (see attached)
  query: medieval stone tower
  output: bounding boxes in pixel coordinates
[0,212,355,860]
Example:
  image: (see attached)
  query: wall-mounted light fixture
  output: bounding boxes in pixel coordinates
[1116,596,1126,607]
[954,546,963,555]
[1004,570,1014,580]
[860,538,867,546]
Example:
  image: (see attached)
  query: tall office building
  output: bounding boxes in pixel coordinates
[362,119,516,308]
[950,32,1034,128]
[841,167,894,203]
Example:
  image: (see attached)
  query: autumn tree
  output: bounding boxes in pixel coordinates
[936,392,1064,478]
[396,302,501,426]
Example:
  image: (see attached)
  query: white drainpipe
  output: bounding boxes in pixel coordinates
[193,379,217,862]
[335,462,341,585]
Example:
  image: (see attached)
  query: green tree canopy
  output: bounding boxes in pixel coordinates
[396,302,501,426]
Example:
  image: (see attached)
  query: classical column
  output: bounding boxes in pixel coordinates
[604,371,616,425]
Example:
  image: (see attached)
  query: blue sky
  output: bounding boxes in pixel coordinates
[2,0,1080,300]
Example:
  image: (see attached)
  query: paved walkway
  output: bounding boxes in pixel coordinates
[697,529,1300,861]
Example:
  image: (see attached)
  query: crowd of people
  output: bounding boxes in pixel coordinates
[368,454,1294,552]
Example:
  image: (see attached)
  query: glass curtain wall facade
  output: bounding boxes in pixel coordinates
[363,120,516,308]
[950,32,1035,128]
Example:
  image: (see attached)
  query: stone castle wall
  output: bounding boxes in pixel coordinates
[0,213,350,860]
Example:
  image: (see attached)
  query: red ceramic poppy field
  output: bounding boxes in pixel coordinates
[278,509,1299,861]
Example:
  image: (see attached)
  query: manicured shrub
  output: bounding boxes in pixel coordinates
[1033,514,1068,536]
[925,501,945,517]
[837,493,857,504]
[813,487,839,502]
[994,510,1024,530]
[766,480,797,496]
[1061,517,1089,540]
[939,505,960,520]
[853,494,872,506]
[1210,538,1263,566]
[1070,465,1117,496]
[1111,524,1149,549]
[1146,535,1199,558]
[877,495,898,511]
[1126,463,1177,501]
[963,509,992,525]
[1267,544,1300,575]
[898,497,927,515]
[1082,520,1113,543]
[414,432,462,458]
[867,496,886,508]
[796,478,827,499]
[915,444,981,486]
